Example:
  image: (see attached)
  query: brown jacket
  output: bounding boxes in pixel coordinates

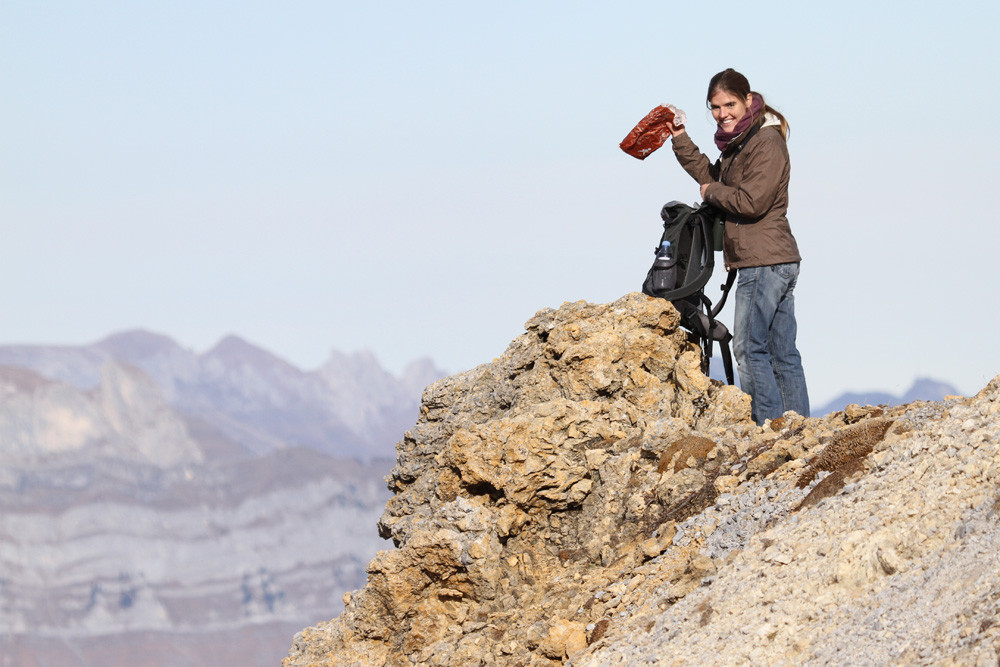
[671,120,801,270]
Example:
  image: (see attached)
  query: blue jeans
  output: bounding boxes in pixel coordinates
[733,263,810,425]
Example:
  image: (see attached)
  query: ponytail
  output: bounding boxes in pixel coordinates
[760,100,790,140]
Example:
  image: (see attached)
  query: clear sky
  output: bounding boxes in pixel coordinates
[2,1,998,406]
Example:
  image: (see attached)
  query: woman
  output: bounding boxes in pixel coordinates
[666,68,809,425]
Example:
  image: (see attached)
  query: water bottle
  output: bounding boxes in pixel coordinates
[651,240,678,292]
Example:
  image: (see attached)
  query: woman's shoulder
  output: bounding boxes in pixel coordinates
[746,124,788,157]
[756,124,785,142]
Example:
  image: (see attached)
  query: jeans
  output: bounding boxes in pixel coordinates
[733,263,810,425]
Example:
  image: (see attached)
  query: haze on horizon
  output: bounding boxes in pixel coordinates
[2,1,998,406]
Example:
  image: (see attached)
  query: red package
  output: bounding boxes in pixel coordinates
[620,105,683,160]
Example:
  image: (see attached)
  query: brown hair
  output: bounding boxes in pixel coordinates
[707,68,789,139]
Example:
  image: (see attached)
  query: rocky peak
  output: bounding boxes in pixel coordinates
[96,361,204,467]
[0,361,202,467]
[92,329,184,361]
[902,376,960,403]
[400,357,445,397]
[283,293,749,665]
[283,293,1000,666]
[205,334,294,370]
[318,350,399,398]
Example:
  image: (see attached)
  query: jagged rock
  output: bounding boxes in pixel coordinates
[284,294,1000,667]
[568,379,1000,666]
[284,293,750,666]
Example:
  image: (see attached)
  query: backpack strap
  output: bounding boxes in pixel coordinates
[718,121,764,183]
[712,270,737,385]
[717,331,735,386]
[711,270,737,318]
[692,290,736,386]
[705,322,735,386]
[726,121,763,157]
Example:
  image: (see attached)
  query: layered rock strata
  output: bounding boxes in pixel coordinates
[284,293,1000,666]
[0,363,392,667]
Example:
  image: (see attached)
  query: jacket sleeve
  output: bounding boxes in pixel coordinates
[702,131,787,219]
[671,132,719,184]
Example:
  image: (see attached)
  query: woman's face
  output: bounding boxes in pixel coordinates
[709,90,753,133]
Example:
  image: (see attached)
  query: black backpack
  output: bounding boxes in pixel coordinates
[641,201,737,385]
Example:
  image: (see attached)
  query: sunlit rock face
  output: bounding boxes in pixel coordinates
[284,292,1000,667]
[284,293,748,665]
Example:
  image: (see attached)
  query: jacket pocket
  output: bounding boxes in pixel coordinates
[724,221,747,261]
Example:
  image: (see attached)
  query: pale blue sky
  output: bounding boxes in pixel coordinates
[2,1,998,405]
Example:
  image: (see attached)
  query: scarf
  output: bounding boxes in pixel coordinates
[713,93,764,151]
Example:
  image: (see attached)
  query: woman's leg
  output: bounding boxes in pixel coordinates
[768,263,810,418]
[733,266,783,425]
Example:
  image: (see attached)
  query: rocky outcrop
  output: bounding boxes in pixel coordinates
[574,390,1000,666]
[283,293,748,665]
[284,293,1000,666]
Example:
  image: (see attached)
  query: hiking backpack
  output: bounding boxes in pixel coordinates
[641,201,737,385]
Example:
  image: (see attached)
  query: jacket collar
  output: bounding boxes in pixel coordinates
[722,117,764,157]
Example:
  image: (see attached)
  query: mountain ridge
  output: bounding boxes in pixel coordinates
[0,330,443,666]
[815,376,962,415]
[0,329,447,460]
[705,359,960,416]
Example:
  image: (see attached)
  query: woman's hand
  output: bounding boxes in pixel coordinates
[665,105,687,137]
[700,182,710,199]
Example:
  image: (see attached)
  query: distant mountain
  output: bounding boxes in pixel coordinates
[0,362,203,467]
[815,377,961,416]
[0,332,446,666]
[706,360,959,418]
[0,439,390,666]
[0,330,447,460]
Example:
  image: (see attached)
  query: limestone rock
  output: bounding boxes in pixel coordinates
[283,293,751,666]
[284,293,1000,667]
